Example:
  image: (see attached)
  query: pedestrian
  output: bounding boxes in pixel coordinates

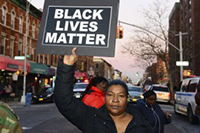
[136,90,172,133]
[81,76,108,108]
[54,48,153,133]
[0,101,23,133]
[4,82,13,102]
[195,84,200,132]
[24,83,32,107]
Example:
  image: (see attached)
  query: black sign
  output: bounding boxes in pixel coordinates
[36,0,119,57]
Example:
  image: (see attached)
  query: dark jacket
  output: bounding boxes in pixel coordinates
[136,99,170,133]
[195,85,200,115]
[54,59,153,133]
[82,86,105,108]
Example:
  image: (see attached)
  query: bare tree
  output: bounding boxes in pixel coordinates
[121,0,178,99]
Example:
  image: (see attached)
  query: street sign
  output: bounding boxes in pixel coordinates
[176,61,189,66]
[36,0,119,57]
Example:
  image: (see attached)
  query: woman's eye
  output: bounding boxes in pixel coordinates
[107,94,112,96]
[119,95,125,98]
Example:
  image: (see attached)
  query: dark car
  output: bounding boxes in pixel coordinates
[73,82,89,99]
[32,87,54,103]
[127,85,144,103]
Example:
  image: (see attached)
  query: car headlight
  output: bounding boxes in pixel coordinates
[33,95,37,98]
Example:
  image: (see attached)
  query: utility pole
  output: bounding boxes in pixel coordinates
[176,31,187,81]
[21,0,31,103]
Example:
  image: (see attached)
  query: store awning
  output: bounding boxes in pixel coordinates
[29,62,49,75]
[0,55,30,72]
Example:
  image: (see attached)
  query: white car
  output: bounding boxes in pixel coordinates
[174,77,199,124]
[73,82,89,99]
[149,84,170,103]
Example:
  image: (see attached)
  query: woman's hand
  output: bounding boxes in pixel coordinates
[165,112,171,119]
[63,47,78,65]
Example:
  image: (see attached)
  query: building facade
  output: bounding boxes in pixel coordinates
[93,58,114,81]
[169,0,200,86]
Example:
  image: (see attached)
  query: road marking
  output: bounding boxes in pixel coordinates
[22,127,32,130]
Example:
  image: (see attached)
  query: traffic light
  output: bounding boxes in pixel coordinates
[118,25,123,39]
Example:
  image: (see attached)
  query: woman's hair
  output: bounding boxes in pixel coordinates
[106,80,129,96]
[143,90,156,99]
[81,77,108,99]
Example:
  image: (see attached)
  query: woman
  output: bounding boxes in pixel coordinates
[82,76,108,108]
[54,48,153,133]
[136,90,171,133]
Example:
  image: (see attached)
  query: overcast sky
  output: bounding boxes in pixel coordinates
[30,0,179,82]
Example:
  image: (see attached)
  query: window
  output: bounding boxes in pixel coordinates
[18,42,22,56]
[51,55,53,65]
[188,79,198,92]
[32,23,35,38]
[1,36,5,54]
[11,11,15,28]
[47,55,49,65]
[43,55,45,64]
[2,7,6,25]
[31,44,34,61]
[37,54,40,63]
[19,16,23,33]
[10,39,14,57]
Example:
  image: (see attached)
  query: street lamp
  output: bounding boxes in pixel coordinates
[21,0,31,103]
[118,21,187,82]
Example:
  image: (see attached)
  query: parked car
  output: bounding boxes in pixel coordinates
[127,85,144,103]
[149,84,170,103]
[174,77,199,124]
[32,87,54,103]
[143,85,151,91]
[73,82,89,99]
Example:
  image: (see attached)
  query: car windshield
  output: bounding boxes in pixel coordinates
[128,86,143,92]
[74,83,88,89]
[46,87,54,93]
[152,86,169,92]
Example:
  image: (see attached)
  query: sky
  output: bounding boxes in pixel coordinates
[30,0,179,83]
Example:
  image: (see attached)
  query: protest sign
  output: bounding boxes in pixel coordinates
[36,0,119,57]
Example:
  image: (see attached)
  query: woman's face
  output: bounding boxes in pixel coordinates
[97,82,107,92]
[105,85,128,116]
[146,95,156,106]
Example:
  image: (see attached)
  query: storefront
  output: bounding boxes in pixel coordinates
[29,62,55,92]
[0,55,30,84]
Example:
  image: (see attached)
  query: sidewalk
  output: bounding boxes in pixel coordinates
[2,98,24,107]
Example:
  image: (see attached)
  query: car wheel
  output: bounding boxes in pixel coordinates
[51,96,54,103]
[174,102,179,115]
[187,105,198,124]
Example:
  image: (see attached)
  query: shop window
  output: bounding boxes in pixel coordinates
[1,7,6,25]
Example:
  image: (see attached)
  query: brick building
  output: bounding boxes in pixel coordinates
[0,0,93,94]
[169,0,200,85]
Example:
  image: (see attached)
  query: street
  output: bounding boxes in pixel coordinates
[10,102,199,133]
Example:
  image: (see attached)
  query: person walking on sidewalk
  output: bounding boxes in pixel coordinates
[24,83,32,107]
[195,84,200,133]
